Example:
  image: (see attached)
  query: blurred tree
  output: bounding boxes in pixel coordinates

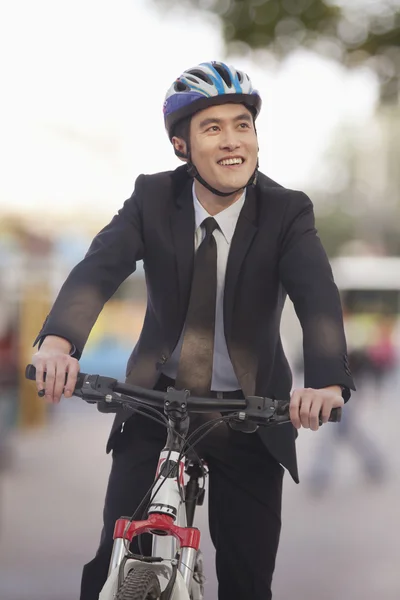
[153,0,400,102]
[307,104,400,257]
[314,207,356,257]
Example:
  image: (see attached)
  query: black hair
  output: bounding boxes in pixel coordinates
[171,115,191,158]
[172,115,191,141]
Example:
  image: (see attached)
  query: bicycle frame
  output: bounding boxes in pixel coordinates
[101,402,204,600]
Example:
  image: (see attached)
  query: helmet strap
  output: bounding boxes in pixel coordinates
[174,148,188,160]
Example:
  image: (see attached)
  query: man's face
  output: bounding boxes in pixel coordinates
[188,103,258,194]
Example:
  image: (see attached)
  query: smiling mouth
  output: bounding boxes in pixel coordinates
[218,157,245,166]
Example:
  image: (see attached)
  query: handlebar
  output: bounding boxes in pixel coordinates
[25,364,342,427]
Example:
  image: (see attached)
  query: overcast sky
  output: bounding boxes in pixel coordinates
[0,0,379,219]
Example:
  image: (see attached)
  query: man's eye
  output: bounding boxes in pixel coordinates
[207,126,219,132]
[239,122,250,129]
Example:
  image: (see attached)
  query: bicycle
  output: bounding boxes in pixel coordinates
[25,364,341,600]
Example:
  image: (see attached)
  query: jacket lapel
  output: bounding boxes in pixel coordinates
[224,185,258,338]
[170,179,196,317]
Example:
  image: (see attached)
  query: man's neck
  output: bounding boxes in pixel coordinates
[194,180,243,216]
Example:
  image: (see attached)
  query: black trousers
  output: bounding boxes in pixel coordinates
[80,378,284,600]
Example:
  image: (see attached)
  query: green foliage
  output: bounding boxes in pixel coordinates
[314,207,356,257]
[153,0,400,101]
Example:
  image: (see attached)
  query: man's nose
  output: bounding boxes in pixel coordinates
[219,131,240,151]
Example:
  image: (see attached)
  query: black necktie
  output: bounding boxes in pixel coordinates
[175,217,218,395]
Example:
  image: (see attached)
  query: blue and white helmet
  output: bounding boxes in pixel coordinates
[164,61,262,139]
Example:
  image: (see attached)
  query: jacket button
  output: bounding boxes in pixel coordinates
[156,355,168,370]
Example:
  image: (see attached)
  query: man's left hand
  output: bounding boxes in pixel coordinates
[289,386,344,431]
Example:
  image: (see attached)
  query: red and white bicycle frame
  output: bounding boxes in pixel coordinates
[99,449,203,600]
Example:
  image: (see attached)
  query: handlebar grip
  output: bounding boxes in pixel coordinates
[276,402,342,423]
[329,407,342,422]
[25,364,38,381]
[25,364,86,394]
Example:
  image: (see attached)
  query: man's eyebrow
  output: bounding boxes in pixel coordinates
[198,113,252,129]
[234,113,252,122]
[198,117,222,128]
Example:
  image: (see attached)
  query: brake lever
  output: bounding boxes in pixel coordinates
[76,374,118,403]
[234,396,277,426]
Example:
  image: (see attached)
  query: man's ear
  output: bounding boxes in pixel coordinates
[172,136,188,162]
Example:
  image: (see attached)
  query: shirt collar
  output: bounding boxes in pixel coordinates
[192,182,246,244]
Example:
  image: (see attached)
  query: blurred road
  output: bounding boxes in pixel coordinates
[0,390,399,600]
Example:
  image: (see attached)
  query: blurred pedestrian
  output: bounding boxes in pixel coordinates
[307,341,386,495]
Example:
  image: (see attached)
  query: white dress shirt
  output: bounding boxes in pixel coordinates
[162,182,246,391]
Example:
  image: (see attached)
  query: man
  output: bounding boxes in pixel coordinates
[31,61,355,600]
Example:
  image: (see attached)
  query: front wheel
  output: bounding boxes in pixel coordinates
[115,566,161,600]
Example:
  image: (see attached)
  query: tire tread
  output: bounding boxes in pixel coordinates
[115,565,161,600]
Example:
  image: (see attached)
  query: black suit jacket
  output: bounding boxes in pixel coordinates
[34,165,355,483]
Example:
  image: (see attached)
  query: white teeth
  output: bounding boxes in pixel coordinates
[219,158,243,166]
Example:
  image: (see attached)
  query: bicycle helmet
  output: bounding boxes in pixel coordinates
[163,61,262,197]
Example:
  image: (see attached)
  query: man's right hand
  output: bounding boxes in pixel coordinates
[32,336,80,404]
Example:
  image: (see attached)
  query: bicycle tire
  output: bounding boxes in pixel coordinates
[115,565,161,600]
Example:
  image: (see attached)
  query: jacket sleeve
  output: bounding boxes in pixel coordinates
[278,191,355,400]
[33,174,146,359]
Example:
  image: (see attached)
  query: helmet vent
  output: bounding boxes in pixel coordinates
[211,62,232,88]
[174,80,190,92]
[187,69,212,85]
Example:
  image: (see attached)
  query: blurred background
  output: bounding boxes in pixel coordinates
[0,0,399,598]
